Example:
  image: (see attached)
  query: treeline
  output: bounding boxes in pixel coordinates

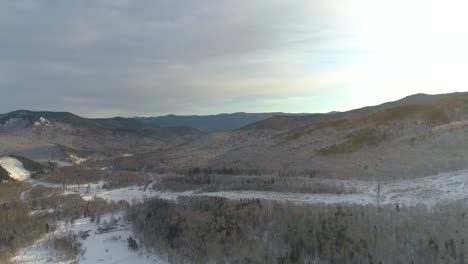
[186,167,320,178]
[128,197,468,264]
[38,166,105,184]
[0,182,30,203]
[156,174,354,194]
[186,167,263,176]
[0,165,11,182]
[37,166,151,189]
[0,184,125,260]
[10,155,51,177]
[27,184,126,222]
[0,201,54,260]
[102,170,151,190]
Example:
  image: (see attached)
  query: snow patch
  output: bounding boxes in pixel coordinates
[81,185,191,203]
[70,154,87,165]
[33,117,51,128]
[0,156,31,181]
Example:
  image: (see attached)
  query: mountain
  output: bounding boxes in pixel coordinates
[4,91,468,181]
[122,92,468,180]
[244,92,467,130]
[0,110,201,161]
[0,110,199,134]
[135,112,308,131]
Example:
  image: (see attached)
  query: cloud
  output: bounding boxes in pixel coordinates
[0,0,462,117]
[0,0,349,117]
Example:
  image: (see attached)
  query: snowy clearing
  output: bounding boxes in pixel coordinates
[20,167,468,208]
[70,213,167,264]
[11,213,167,264]
[11,227,76,264]
[74,169,468,207]
[0,156,30,181]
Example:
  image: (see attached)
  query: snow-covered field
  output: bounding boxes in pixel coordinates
[71,213,166,264]
[11,231,76,264]
[73,169,468,207]
[0,156,30,181]
[5,151,468,207]
[11,213,167,264]
[81,186,194,203]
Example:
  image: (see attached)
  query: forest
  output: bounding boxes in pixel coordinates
[153,168,356,194]
[128,196,468,264]
[0,183,124,261]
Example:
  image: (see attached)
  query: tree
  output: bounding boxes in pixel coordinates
[127,236,139,252]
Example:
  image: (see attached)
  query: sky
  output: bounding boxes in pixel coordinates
[1,0,467,117]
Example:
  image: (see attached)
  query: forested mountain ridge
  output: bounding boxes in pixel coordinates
[135,112,308,131]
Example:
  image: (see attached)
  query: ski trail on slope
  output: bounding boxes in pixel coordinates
[0,156,30,181]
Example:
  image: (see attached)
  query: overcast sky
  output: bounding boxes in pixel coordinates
[1,0,467,117]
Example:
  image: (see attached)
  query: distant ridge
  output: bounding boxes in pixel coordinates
[243,92,468,130]
[0,110,201,139]
[135,112,308,131]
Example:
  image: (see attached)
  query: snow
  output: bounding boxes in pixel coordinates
[70,169,468,207]
[71,213,166,264]
[199,170,468,206]
[14,168,468,263]
[33,117,51,128]
[11,228,76,264]
[69,154,87,165]
[17,167,468,208]
[81,186,193,203]
[49,160,74,167]
[0,156,31,181]
[11,213,167,264]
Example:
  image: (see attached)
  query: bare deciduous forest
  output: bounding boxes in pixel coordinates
[128,197,468,264]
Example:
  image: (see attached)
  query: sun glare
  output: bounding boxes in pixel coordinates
[348,0,468,98]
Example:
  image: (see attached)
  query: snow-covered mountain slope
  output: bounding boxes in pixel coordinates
[0,156,30,181]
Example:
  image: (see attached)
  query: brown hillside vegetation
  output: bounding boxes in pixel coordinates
[128,93,468,180]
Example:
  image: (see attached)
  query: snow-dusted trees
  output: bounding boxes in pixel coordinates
[0,201,54,260]
[128,197,468,263]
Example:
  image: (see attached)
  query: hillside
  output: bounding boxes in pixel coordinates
[245,92,467,130]
[136,112,307,131]
[0,110,201,162]
[125,92,468,180]
[3,92,468,181]
[0,164,11,182]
